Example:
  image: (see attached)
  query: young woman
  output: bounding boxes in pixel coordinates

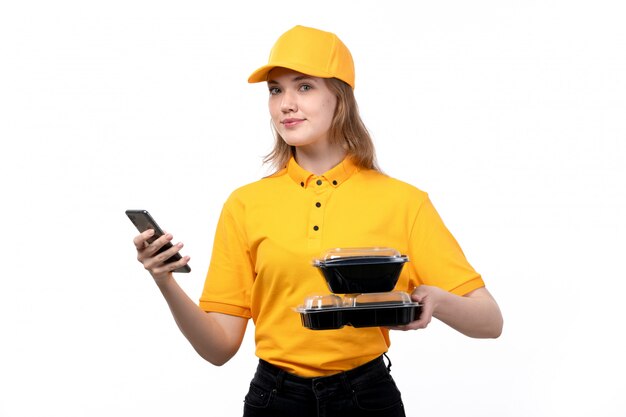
[133,25,503,417]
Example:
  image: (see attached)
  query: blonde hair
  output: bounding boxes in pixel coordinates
[263,78,380,173]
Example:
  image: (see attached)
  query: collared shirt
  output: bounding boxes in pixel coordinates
[200,157,484,376]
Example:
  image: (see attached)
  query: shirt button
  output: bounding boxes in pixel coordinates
[316,179,322,186]
[315,202,321,208]
[300,182,304,187]
[313,225,319,231]
[332,180,338,185]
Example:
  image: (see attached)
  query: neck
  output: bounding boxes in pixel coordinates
[294,143,347,175]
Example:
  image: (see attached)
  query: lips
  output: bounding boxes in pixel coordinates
[281,118,305,128]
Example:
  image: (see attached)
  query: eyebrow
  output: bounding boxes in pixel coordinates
[267,75,317,85]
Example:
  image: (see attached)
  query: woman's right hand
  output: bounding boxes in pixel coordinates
[133,229,190,283]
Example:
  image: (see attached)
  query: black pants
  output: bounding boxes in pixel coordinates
[242,355,406,417]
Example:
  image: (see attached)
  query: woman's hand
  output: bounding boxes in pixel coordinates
[133,229,190,283]
[387,285,444,331]
[388,285,503,338]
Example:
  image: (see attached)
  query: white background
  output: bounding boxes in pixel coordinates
[1,1,625,416]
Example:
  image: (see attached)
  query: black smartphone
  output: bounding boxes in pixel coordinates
[125,209,191,273]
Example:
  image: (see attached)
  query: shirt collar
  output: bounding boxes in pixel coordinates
[287,156,359,189]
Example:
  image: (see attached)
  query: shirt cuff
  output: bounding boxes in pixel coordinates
[448,276,485,296]
[198,300,252,318]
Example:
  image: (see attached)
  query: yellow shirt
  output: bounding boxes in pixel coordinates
[199,157,484,376]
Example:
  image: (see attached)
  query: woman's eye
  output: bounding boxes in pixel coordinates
[299,84,312,92]
[269,87,281,95]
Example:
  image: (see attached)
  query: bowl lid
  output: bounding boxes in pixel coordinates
[345,291,414,307]
[301,294,343,310]
[312,247,409,266]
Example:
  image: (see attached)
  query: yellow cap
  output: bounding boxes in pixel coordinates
[248,25,355,88]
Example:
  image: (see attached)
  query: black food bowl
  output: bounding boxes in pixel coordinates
[313,248,409,293]
[296,292,421,330]
[296,294,346,330]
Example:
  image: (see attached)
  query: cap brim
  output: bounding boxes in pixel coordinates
[248,62,336,84]
[247,65,275,84]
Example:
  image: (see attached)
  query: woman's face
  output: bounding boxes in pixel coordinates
[267,67,337,151]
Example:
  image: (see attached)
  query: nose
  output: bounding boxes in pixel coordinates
[280,90,297,113]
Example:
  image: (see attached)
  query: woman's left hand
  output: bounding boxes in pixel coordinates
[388,285,503,338]
[387,285,444,331]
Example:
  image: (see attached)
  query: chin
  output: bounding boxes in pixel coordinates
[282,138,315,147]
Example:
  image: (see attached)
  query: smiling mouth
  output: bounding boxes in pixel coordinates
[282,118,304,128]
